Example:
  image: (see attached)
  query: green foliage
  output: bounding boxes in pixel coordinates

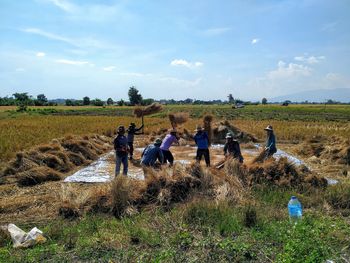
[106,98,114,105]
[128,86,143,105]
[262,97,267,104]
[83,96,90,105]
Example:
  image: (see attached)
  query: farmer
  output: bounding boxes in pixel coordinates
[224,132,244,163]
[127,122,144,160]
[140,138,164,167]
[194,125,210,167]
[160,129,180,166]
[264,125,277,158]
[113,125,129,175]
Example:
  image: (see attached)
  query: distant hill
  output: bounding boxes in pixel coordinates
[270,88,350,103]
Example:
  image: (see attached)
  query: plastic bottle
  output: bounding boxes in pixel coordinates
[288,196,302,223]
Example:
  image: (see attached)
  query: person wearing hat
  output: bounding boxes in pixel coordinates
[160,129,180,166]
[193,125,210,167]
[141,138,164,167]
[224,132,243,163]
[127,122,144,160]
[264,125,277,158]
[113,125,129,175]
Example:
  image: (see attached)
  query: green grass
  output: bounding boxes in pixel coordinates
[2,104,350,121]
[1,186,349,262]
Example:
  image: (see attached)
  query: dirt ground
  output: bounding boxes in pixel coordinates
[0,135,347,225]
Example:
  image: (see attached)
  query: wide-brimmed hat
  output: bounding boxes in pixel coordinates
[264,125,273,131]
[194,125,204,132]
[225,132,233,139]
[154,138,162,145]
[169,128,177,134]
[130,122,136,127]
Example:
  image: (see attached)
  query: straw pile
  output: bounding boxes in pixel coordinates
[168,112,189,128]
[203,115,213,145]
[133,103,163,117]
[296,135,350,165]
[1,134,112,186]
[212,120,257,143]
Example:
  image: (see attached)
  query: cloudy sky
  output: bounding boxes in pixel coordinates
[0,0,349,101]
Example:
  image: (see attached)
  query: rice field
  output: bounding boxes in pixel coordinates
[1,109,349,166]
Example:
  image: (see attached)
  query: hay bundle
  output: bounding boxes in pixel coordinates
[251,149,268,164]
[212,120,257,143]
[203,115,213,145]
[133,103,163,117]
[168,112,189,128]
[17,167,62,186]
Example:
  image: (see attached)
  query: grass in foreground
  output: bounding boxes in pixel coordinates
[1,185,349,263]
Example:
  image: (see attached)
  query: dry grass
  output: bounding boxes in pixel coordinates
[168,112,189,128]
[17,167,63,186]
[133,103,163,117]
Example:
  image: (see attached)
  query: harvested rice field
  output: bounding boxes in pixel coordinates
[0,105,350,262]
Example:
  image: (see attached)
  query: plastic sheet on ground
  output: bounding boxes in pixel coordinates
[64,152,114,183]
[4,224,46,248]
[64,151,144,183]
[325,177,339,185]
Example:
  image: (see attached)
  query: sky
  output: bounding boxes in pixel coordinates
[0,0,349,101]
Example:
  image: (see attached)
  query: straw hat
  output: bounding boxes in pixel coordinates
[225,132,233,139]
[194,125,204,132]
[264,125,273,131]
[169,128,177,134]
[130,122,136,127]
[117,125,125,133]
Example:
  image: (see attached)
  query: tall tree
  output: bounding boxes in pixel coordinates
[83,96,90,105]
[35,94,48,106]
[107,98,114,105]
[13,92,30,102]
[128,86,143,105]
[262,98,267,105]
[228,94,234,104]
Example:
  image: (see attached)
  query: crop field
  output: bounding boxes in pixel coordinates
[0,104,350,262]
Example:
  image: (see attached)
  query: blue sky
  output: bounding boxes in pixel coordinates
[0,0,349,101]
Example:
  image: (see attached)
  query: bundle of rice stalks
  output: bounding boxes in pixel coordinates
[203,115,213,145]
[111,176,135,218]
[168,112,189,128]
[2,153,39,176]
[58,184,90,219]
[133,103,163,117]
[251,149,268,164]
[212,120,257,143]
[17,167,63,186]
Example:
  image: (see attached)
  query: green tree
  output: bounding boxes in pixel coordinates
[262,98,267,105]
[93,99,104,106]
[107,98,114,105]
[65,99,73,106]
[117,99,125,106]
[83,96,90,105]
[35,94,48,106]
[128,86,143,105]
[228,94,234,104]
[141,98,154,106]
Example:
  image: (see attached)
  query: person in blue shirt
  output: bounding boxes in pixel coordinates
[113,125,128,175]
[141,138,164,167]
[264,125,277,159]
[193,125,210,167]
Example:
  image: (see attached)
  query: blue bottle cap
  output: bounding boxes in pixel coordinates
[291,196,297,200]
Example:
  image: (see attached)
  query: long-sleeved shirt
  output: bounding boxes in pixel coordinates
[224,140,243,160]
[113,135,128,157]
[127,125,144,143]
[266,133,277,151]
[194,131,209,149]
[160,134,178,151]
[141,145,164,166]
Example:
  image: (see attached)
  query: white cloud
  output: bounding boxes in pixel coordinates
[36,52,46,57]
[55,59,90,65]
[23,28,75,45]
[268,61,312,79]
[251,38,260,44]
[201,27,231,37]
[170,59,203,68]
[294,55,325,64]
[325,72,341,81]
[103,66,116,71]
[46,0,75,13]
[15,68,25,72]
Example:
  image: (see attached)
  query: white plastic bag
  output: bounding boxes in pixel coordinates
[6,224,46,248]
